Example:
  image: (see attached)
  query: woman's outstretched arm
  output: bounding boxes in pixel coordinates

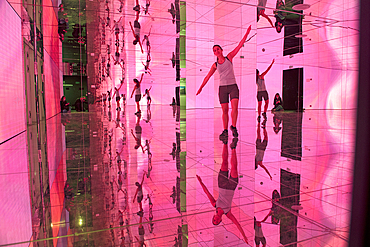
[227,25,252,62]
[196,63,217,95]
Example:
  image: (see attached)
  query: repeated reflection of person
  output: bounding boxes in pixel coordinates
[271,189,281,224]
[196,138,249,245]
[135,213,146,246]
[254,214,269,247]
[145,194,154,233]
[131,114,145,152]
[133,172,146,215]
[144,139,152,178]
[255,121,272,180]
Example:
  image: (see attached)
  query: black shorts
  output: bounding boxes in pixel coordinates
[135,94,141,102]
[108,97,111,101]
[255,236,266,245]
[219,84,239,104]
[257,90,269,102]
[147,96,151,101]
[116,96,120,101]
[218,170,238,190]
[256,139,268,150]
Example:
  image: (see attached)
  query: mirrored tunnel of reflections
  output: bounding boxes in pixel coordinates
[0,106,355,246]
[1,0,358,245]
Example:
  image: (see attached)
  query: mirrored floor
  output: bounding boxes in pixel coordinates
[0,103,354,246]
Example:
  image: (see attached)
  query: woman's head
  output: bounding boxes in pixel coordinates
[256,69,260,80]
[275,93,280,99]
[134,78,140,86]
[61,96,66,101]
[213,45,223,56]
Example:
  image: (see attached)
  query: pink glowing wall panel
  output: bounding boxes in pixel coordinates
[43,0,62,119]
[0,0,26,143]
[0,132,32,246]
[44,50,62,119]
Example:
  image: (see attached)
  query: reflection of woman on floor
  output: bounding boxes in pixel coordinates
[257,0,274,27]
[255,121,272,180]
[196,25,251,140]
[196,139,249,245]
[131,114,145,152]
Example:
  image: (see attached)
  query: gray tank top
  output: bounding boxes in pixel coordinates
[216,57,237,86]
[256,77,267,92]
[135,86,141,96]
[216,188,234,214]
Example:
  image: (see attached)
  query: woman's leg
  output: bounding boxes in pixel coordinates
[230,98,239,128]
[258,101,262,116]
[221,103,229,130]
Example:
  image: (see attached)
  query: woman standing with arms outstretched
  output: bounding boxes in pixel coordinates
[196,25,252,140]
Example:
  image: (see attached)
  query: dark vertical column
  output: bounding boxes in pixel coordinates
[349,0,370,245]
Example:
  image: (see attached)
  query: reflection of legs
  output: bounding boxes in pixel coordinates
[258,101,262,116]
[230,147,238,179]
[257,122,261,139]
[230,98,239,127]
[263,126,268,141]
[221,103,229,130]
[221,144,229,172]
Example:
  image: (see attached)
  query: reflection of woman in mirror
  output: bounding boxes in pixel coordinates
[135,213,146,246]
[257,0,274,27]
[146,194,154,233]
[143,86,152,106]
[254,214,269,247]
[196,139,249,245]
[255,121,272,180]
[130,74,144,115]
[130,0,144,54]
[256,59,275,120]
[272,93,283,112]
[196,26,252,141]
[133,172,146,215]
